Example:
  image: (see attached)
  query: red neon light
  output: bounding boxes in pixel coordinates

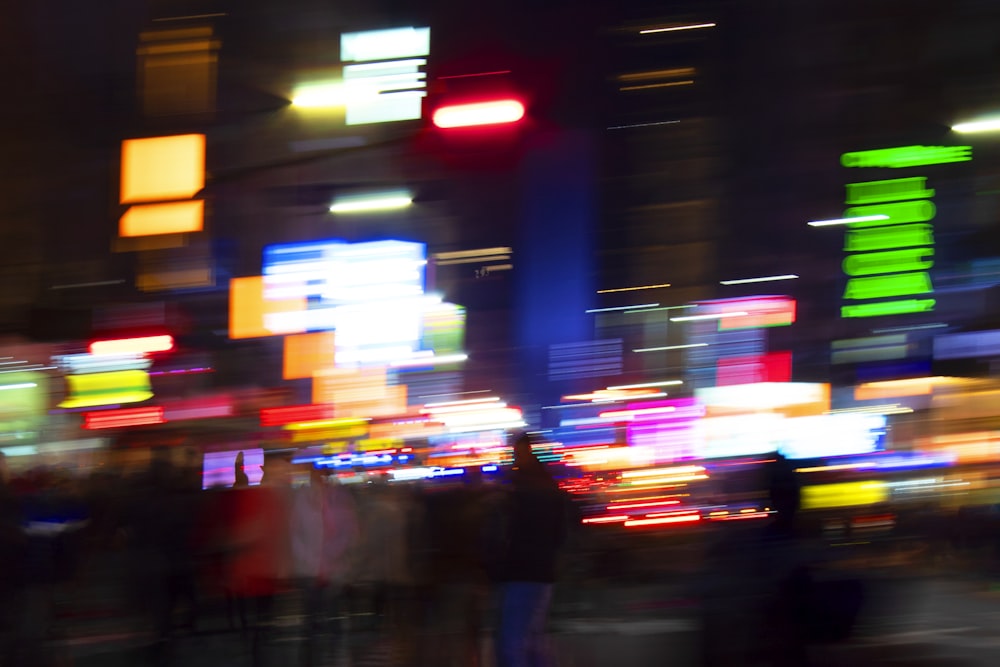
[432,99,525,128]
[90,335,174,356]
[84,406,165,430]
[716,351,792,386]
[260,404,335,428]
[624,513,701,528]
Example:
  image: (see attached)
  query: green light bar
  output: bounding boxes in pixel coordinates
[844,224,934,252]
[844,201,936,227]
[845,177,934,205]
[843,248,934,277]
[843,272,933,300]
[841,146,972,169]
[841,299,936,318]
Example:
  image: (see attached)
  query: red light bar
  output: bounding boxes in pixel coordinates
[432,99,525,128]
[624,512,701,528]
[260,404,335,428]
[90,335,174,356]
[84,406,165,430]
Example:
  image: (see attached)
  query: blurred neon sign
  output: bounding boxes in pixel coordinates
[839,145,971,318]
[841,145,971,169]
[340,27,430,125]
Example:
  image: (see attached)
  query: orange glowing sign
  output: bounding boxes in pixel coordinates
[121,134,205,204]
[283,332,336,380]
[120,200,205,237]
[229,276,306,339]
[119,134,206,239]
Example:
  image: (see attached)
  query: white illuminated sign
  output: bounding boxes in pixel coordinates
[341,27,430,125]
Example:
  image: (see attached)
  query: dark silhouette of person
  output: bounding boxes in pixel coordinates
[492,433,570,667]
[234,452,250,488]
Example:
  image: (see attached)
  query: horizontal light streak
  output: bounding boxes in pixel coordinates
[0,382,37,391]
[388,352,468,368]
[621,465,704,479]
[607,499,680,510]
[720,274,799,285]
[581,515,629,524]
[607,120,680,130]
[952,118,1000,134]
[424,396,501,408]
[639,22,716,34]
[586,303,659,313]
[633,343,708,353]
[624,514,700,527]
[597,283,671,294]
[90,335,174,356]
[808,214,889,227]
[670,311,747,322]
[432,99,525,128]
[433,247,512,261]
[599,407,676,420]
[605,380,683,390]
[329,191,412,214]
[620,80,693,91]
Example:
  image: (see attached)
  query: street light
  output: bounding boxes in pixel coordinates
[952,117,1000,134]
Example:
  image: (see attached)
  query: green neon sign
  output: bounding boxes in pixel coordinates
[843,248,934,277]
[844,200,936,227]
[842,299,936,318]
[843,272,932,300]
[845,177,934,205]
[844,224,934,252]
[841,145,972,169]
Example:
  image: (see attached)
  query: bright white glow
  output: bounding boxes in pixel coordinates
[606,380,683,390]
[0,382,37,391]
[600,406,677,420]
[807,214,889,227]
[423,401,506,415]
[424,396,501,409]
[720,274,799,286]
[597,283,671,294]
[341,27,430,63]
[330,191,413,213]
[388,353,468,368]
[292,82,345,108]
[670,311,748,322]
[586,303,659,313]
[640,22,716,34]
[634,343,708,353]
[91,335,174,356]
[343,59,427,125]
[432,100,525,129]
[952,118,1000,134]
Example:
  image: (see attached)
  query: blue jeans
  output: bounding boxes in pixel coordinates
[495,582,554,667]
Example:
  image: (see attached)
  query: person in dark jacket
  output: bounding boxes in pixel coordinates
[493,433,569,667]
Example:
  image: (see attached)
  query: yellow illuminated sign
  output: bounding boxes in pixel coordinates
[60,370,153,409]
[801,481,889,510]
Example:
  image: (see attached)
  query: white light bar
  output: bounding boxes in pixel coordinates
[720,274,798,286]
[586,303,659,313]
[330,191,413,214]
[952,118,1000,134]
[634,343,708,353]
[807,214,889,227]
[606,380,683,390]
[670,311,748,322]
[640,22,716,34]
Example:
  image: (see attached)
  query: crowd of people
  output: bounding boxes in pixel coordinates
[0,434,575,667]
